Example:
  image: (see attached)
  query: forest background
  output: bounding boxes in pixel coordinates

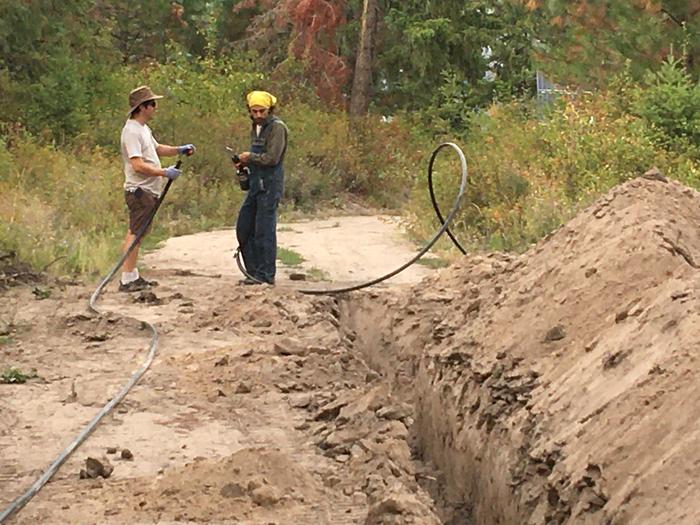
[0,0,698,276]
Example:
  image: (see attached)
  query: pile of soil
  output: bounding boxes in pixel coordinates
[344,174,700,524]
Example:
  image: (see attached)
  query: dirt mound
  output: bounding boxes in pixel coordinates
[343,175,700,524]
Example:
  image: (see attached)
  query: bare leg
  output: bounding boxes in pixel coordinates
[121,230,141,273]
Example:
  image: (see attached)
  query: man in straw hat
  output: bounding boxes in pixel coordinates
[234,90,288,285]
[119,85,196,292]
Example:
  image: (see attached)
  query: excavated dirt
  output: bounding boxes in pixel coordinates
[342,174,700,524]
[2,176,700,524]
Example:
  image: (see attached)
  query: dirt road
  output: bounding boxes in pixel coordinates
[0,215,449,525]
[144,215,436,284]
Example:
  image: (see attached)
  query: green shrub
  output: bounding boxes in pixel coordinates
[631,56,700,156]
[406,89,700,253]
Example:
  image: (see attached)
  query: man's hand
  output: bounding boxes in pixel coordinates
[164,165,182,180]
[238,152,251,164]
[177,144,196,156]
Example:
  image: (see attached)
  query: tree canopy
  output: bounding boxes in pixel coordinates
[0,0,697,138]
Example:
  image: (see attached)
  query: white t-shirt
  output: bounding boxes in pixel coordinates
[120,119,165,197]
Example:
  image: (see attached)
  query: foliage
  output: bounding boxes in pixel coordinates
[1,367,36,384]
[630,56,700,155]
[416,257,450,269]
[525,0,700,86]
[378,0,538,113]
[306,267,331,281]
[407,86,700,253]
[0,1,120,141]
[286,0,350,105]
[277,247,304,265]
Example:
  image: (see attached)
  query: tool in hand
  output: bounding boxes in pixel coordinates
[226,146,250,191]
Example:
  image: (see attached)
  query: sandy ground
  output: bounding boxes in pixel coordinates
[3,174,700,525]
[144,215,435,285]
[0,215,446,525]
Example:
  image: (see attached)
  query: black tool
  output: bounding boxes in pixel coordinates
[225,147,250,191]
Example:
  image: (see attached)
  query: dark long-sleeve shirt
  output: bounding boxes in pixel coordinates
[249,119,288,166]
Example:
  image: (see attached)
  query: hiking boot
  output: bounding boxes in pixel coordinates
[118,276,158,292]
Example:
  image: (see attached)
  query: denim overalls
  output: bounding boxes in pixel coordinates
[235,116,287,284]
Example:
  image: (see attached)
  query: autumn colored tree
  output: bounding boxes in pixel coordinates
[286,0,351,105]
[225,0,350,106]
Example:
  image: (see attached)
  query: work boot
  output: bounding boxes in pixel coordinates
[118,276,158,292]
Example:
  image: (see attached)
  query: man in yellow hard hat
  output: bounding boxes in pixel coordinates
[234,90,288,285]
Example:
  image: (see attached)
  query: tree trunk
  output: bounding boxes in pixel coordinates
[349,0,378,116]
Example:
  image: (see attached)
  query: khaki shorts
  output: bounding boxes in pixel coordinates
[125,188,159,236]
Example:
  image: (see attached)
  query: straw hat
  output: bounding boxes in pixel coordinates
[127,85,163,116]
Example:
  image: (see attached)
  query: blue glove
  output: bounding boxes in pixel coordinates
[164,165,182,180]
[177,144,196,156]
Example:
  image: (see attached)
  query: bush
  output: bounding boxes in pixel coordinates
[631,56,700,156]
[406,89,700,253]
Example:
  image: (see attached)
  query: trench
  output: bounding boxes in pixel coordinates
[337,291,528,525]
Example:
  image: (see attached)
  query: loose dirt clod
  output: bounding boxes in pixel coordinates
[81,457,113,479]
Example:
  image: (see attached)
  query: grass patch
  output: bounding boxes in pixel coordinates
[0,335,14,346]
[307,267,330,281]
[31,286,51,300]
[277,247,305,266]
[416,257,450,269]
[1,367,37,384]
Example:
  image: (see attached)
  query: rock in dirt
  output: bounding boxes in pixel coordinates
[82,457,113,479]
[544,325,566,342]
[251,485,281,507]
[641,166,667,182]
[235,382,252,394]
[133,291,160,304]
[120,449,133,460]
[365,488,440,525]
[220,482,246,498]
[214,355,229,367]
[85,332,109,342]
[289,393,313,408]
[274,336,307,356]
[337,385,388,423]
[376,404,412,421]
